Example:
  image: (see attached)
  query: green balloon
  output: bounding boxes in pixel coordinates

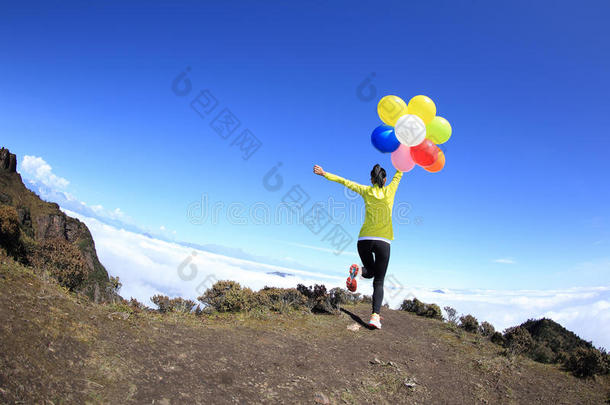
[426,116,452,144]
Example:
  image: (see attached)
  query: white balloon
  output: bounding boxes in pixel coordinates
[394,114,426,146]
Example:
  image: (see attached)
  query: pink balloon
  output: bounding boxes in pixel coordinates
[391,144,415,172]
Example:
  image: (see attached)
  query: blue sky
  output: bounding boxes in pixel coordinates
[2,1,609,291]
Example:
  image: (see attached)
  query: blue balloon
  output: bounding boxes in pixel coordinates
[371,124,400,153]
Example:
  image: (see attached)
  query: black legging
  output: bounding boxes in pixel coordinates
[357,239,390,314]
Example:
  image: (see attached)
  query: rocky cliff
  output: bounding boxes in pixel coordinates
[0,147,113,301]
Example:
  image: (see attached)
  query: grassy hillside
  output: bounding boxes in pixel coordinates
[1,259,608,404]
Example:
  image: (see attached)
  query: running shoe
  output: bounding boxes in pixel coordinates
[346,264,360,292]
[369,313,382,329]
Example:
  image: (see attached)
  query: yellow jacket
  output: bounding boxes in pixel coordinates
[324,171,403,241]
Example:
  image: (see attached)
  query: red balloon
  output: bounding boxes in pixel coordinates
[423,150,445,173]
[410,139,439,166]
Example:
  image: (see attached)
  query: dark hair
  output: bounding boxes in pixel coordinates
[370,164,386,188]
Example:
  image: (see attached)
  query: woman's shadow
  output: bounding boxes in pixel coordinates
[340,308,376,330]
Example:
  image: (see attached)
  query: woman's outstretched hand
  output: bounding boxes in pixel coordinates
[313,165,325,176]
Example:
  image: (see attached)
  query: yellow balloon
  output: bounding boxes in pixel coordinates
[407,95,436,124]
[377,95,408,126]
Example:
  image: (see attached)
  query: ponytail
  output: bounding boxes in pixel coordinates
[370,164,386,188]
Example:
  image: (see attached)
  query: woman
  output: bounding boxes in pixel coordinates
[313,163,403,329]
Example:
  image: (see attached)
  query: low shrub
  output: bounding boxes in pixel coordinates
[564,347,608,378]
[170,297,197,313]
[128,297,146,311]
[459,314,479,333]
[328,287,346,311]
[151,294,197,313]
[443,306,458,324]
[328,287,365,309]
[503,326,534,356]
[530,341,556,364]
[400,298,443,320]
[108,276,121,294]
[197,280,254,312]
[32,238,88,291]
[255,286,308,313]
[479,321,495,337]
[150,295,170,312]
[0,205,20,257]
[490,331,505,346]
[296,283,335,313]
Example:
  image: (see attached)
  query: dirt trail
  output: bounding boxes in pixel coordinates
[1,264,608,404]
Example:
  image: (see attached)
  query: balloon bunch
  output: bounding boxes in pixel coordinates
[371,95,452,173]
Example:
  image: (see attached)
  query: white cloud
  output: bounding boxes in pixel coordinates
[493,258,516,264]
[21,155,70,189]
[21,160,133,228]
[63,208,610,350]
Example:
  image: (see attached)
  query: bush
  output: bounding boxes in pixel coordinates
[328,287,349,309]
[0,205,22,258]
[151,294,197,313]
[490,331,505,346]
[106,276,122,300]
[197,280,254,312]
[459,314,479,333]
[503,326,534,356]
[444,306,458,324]
[479,321,495,337]
[169,297,197,313]
[555,350,569,364]
[151,295,170,312]
[32,238,88,291]
[401,298,425,313]
[128,297,146,311]
[296,284,335,313]
[345,292,363,304]
[400,298,443,320]
[109,276,121,291]
[0,205,27,258]
[255,286,307,313]
[424,303,443,319]
[328,287,364,309]
[564,347,608,377]
[530,341,556,364]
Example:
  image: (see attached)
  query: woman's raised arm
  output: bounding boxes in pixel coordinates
[313,165,367,195]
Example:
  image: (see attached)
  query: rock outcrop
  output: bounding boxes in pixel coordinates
[0,147,112,301]
[0,147,17,173]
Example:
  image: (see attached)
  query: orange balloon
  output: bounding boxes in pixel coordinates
[423,150,445,173]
